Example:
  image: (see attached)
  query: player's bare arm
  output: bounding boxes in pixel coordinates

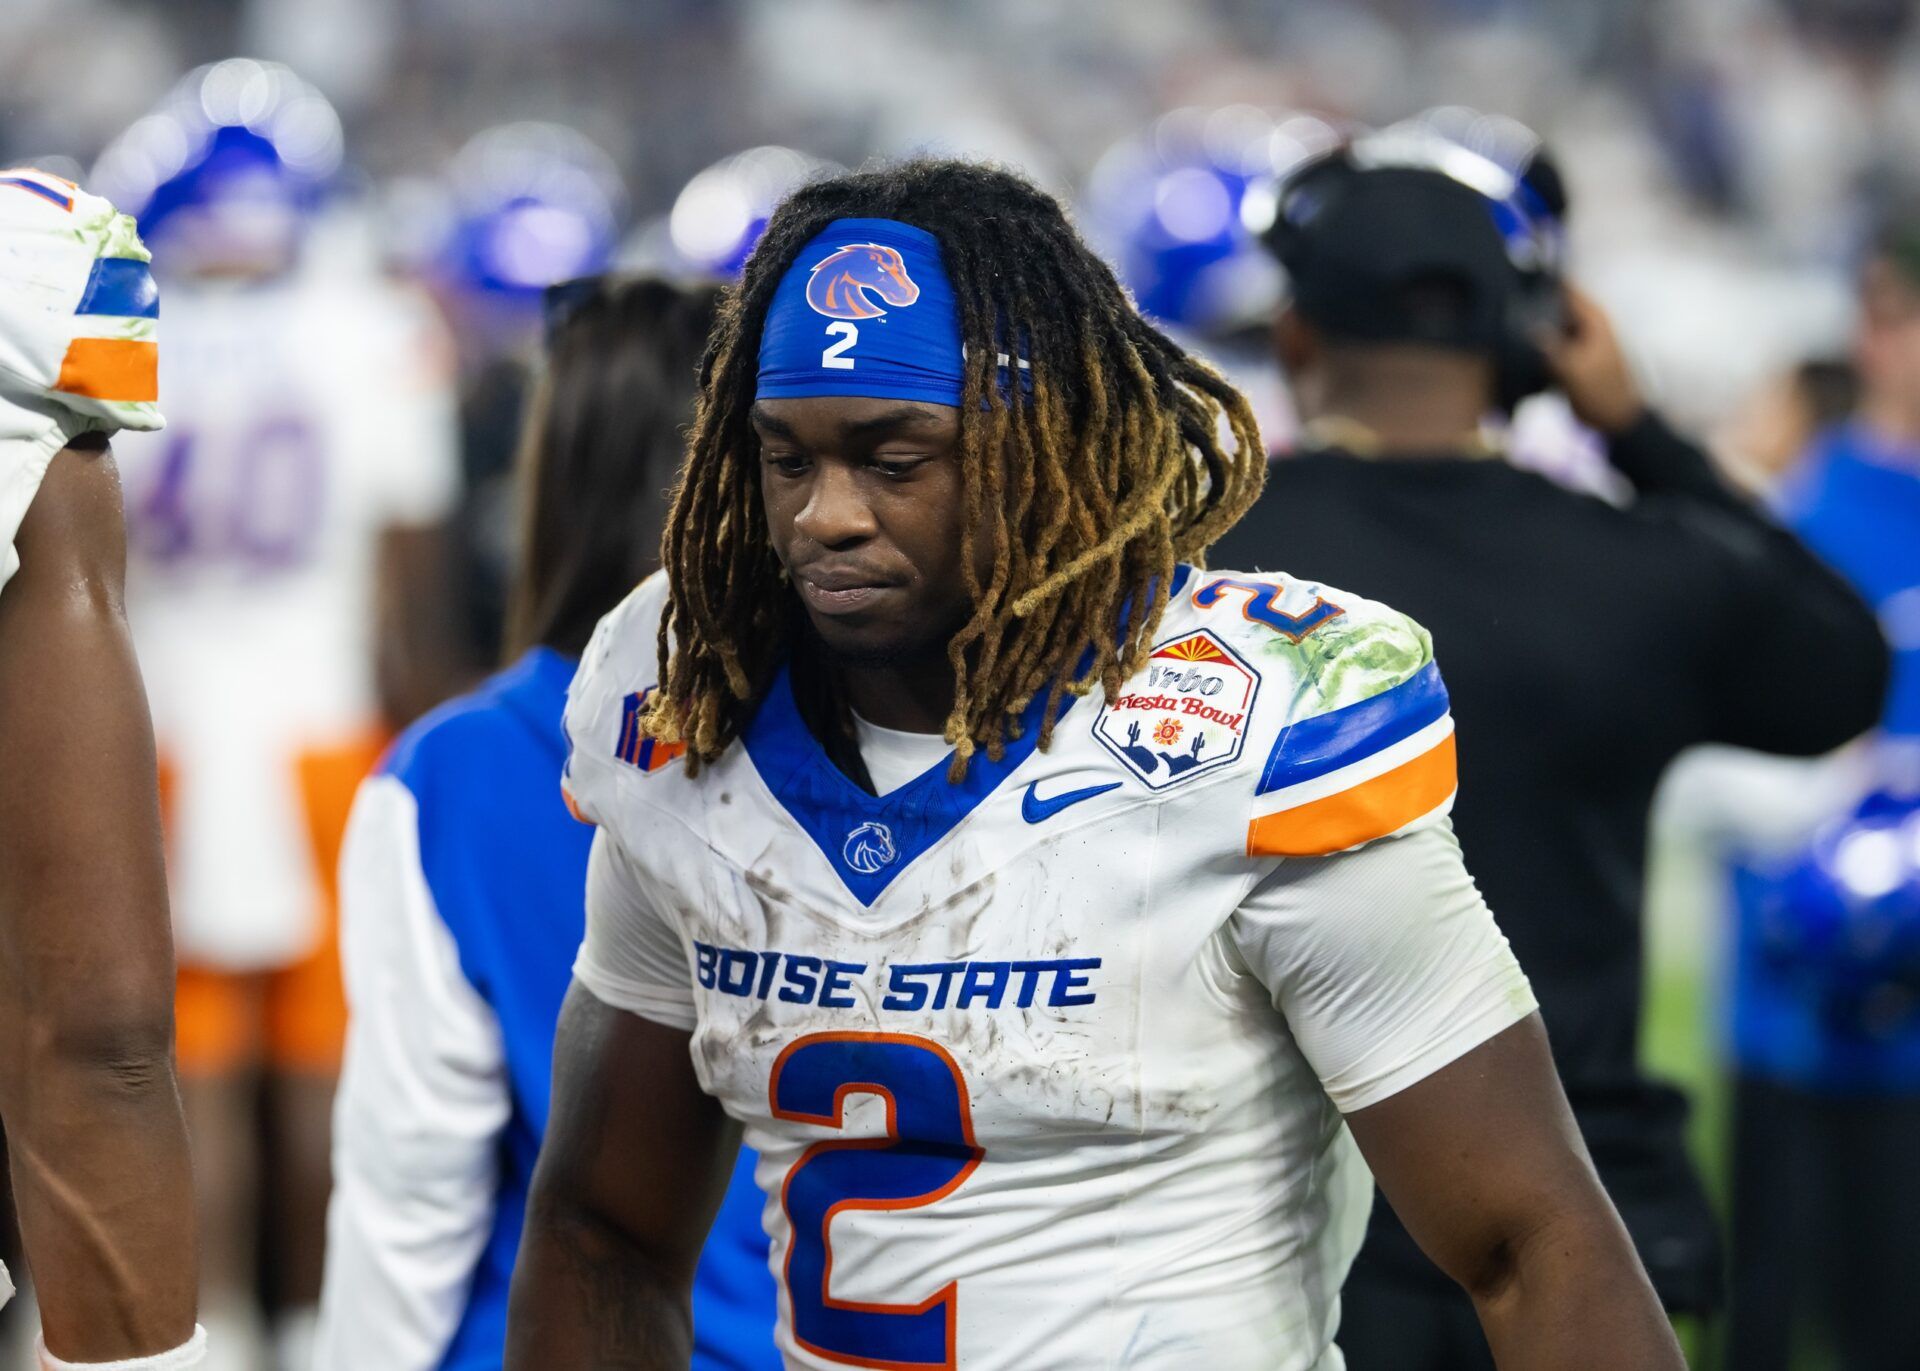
[506,984,741,1369]
[0,437,200,1361]
[1347,1014,1684,1369]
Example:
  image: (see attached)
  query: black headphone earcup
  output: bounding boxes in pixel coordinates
[1494,334,1552,415]
[1262,149,1360,274]
[1494,269,1564,414]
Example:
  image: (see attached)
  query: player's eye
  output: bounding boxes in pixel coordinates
[763,452,810,476]
[870,454,927,479]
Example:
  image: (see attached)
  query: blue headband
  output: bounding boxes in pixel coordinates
[756,218,966,407]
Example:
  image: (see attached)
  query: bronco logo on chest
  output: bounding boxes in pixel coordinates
[1094,629,1258,790]
[842,820,898,874]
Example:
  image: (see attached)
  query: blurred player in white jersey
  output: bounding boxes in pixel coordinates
[91,61,464,1371]
[506,160,1683,1369]
[0,169,205,1367]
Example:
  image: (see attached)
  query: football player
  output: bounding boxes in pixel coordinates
[91,60,464,1371]
[506,160,1683,1369]
[0,170,205,1366]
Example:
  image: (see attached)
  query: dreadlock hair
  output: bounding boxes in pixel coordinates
[650,158,1265,778]
[504,274,723,661]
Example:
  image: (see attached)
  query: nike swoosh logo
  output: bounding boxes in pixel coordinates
[1021,780,1122,825]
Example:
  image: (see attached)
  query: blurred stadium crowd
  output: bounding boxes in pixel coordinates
[4,0,1920,1368]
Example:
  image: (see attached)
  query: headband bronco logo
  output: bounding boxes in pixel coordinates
[805,242,922,320]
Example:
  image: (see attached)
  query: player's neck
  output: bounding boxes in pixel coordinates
[833,653,955,735]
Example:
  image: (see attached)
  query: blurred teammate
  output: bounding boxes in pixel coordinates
[0,170,204,1366]
[507,160,1682,1369]
[91,61,464,1371]
[1718,221,1920,1371]
[315,276,778,1370]
[1210,140,1888,1369]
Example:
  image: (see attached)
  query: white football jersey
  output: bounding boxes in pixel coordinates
[115,263,458,968]
[564,567,1534,1371]
[0,169,162,599]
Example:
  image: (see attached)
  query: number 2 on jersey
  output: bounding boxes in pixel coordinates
[1193,575,1343,641]
[771,1032,982,1370]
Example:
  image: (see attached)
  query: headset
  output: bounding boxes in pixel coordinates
[1261,114,1569,413]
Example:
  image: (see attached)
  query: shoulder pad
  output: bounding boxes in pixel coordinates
[562,572,677,824]
[0,172,162,433]
[1169,567,1431,703]
[1169,567,1456,857]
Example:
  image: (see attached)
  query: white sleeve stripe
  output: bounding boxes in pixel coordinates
[1251,714,1454,818]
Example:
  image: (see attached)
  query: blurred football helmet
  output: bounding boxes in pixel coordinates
[91,58,344,279]
[1081,106,1340,336]
[436,122,627,300]
[621,145,839,280]
[1736,785,1920,1044]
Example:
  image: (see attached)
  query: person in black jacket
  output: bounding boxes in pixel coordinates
[1209,154,1890,1370]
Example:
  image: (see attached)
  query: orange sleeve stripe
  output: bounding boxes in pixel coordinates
[54,337,158,403]
[1246,732,1457,857]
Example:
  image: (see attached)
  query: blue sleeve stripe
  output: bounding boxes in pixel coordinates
[1257,660,1450,796]
[75,257,159,319]
[0,176,73,209]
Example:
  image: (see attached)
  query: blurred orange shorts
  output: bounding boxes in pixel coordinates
[171,733,387,1078]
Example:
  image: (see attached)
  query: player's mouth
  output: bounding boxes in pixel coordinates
[794,565,902,616]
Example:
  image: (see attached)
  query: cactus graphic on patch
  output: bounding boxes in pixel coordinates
[1094,629,1258,789]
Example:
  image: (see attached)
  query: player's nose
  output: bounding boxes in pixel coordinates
[792,459,879,548]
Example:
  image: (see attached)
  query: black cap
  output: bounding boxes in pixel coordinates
[1266,164,1521,352]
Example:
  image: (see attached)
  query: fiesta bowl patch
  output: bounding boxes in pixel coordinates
[1093,630,1258,789]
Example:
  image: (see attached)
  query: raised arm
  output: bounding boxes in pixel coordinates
[505,984,739,1369]
[1546,284,1888,752]
[1346,1016,1682,1369]
[0,438,200,1361]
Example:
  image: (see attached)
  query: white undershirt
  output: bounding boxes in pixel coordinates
[851,712,952,796]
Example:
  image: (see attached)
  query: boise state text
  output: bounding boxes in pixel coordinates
[694,941,1100,1012]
